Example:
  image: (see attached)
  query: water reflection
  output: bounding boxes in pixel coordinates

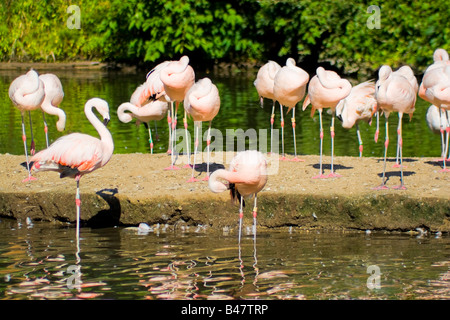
[0,69,442,158]
[0,219,448,300]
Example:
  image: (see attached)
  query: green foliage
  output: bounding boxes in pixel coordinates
[1,0,449,76]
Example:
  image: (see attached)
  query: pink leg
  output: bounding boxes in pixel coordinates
[187,122,200,182]
[21,114,37,182]
[279,104,287,161]
[290,107,304,162]
[313,109,327,179]
[327,113,341,178]
[373,114,389,190]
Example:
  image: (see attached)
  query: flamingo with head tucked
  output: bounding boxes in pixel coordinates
[8,69,45,182]
[184,78,220,182]
[117,100,169,154]
[273,58,309,161]
[30,98,114,241]
[209,150,268,243]
[335,80,377,157]
[374,65,418,189]
[254,60,281,154]
[302,67,352,178]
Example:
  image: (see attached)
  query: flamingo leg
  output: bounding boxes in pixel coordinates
[21,113,36,182]
[279,104,286,160]
[374,111,380,143]
[440,107,450,171]
[356,124,363,157]
[183,109,191,168]
[75,175,81,245]
[252,194,258,237]
[187,121,200,182]
[313,109,326,179]
[374,114,389,190]
[42,111,49,148]
[290,107,304,162]
[202,121,212,181]
[445,111,450,162]
[393,113,407,189]
[238,195,244,244]
[154,120,159,142]
[165,101,180,170]
[167,108,172,154]
[28,111,35,156]
[328,111,341,178]
[270,100,276,155]
[144,122,154,154]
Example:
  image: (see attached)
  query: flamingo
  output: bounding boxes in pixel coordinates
[302,67,352,178]
[8,69,45,182]
[254,60,281,154]
[335,81,377,157]
[273,58,309,161]
[117,100,169,154]
[39,73,66,148]
[208,150,268,243]
[426,105,450,161]
[374,65,418,189]
[184,78,221,182]
[30,98,114,241]
[160,56,195,170]
[419,49,450,171]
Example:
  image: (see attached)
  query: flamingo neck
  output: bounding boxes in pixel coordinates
[41,101,66,131]
[209,169,244,193]
[85,103,114,161]
[117,102,136,123]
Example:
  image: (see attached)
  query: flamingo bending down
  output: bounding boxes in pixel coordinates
[419,49,450,171]
[302,67,352,178]
[160,56,195,170]
[273,58,309,161]
[30,98,114,241]
[426,105,450,161]
[374,65,418,189]
[336,81,377,157]
[208,150,268,243]
[117,100,169,154]
[184,78,221,182]
[8,69,45,182]
[39,73,66,147]
[254,60,282,154]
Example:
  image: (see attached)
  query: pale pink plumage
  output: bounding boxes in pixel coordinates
[273,58,309,161]
[209,150,268,242]
[184,78,220,181]
[302,66,352,178]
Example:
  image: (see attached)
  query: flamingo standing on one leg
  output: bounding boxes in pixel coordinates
[208,150,268,243]
[8,69,45,182]
[160,56,195,170]
[426,104,450,162]
[302,67,352,178]
[38,73,66,148]
[419,49,450,171]
[273,58,309,161]
[117,100,169,154]
[184,78,221,182]
[374,65,418,190]
[335,81,377,157]
[254,60,281,154]
[30,98,114,242]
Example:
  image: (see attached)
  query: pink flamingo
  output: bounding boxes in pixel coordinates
[302,67,352,178]
[419,49,450,171]
[8,69,45,182]
[30,98,114,240]
[39,73,66,147]
[208,150,268,242]
[426,105,450,161]
[160,56,195,170]
[335,81,377,157]
[117,100,169,154]
[184,78,221,182]
[254,60,281,154]
[273,58,309,161]
[374,65,418,189]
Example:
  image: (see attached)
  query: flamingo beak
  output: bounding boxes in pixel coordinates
[103,118,110,126]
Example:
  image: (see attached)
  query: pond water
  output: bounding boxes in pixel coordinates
[0,219,448,300]
[0,68,442,158]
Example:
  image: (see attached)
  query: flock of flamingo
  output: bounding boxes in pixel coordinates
[7,48,450,241]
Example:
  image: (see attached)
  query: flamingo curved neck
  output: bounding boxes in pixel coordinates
[117,103,136,123]
[41,101,66,131]
[85,103,113,151]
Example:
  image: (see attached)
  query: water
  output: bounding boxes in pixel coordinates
[0,219,448,300]
[0,68,442,158]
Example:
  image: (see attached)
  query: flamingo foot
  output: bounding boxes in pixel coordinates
[312,174,328,179]
[327,172,342,178]
[182,164,192,169]
[392,164,407,168]
[373,185,389,190]
[186,177,199,182]
[22,176,37,183]
[201,175,210,181]
[280,156,288,161]
[166,149,172,155]
[164,165,180,170]
[439,168,450,173]
[289,157,305,162]
[392,185,407,190]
